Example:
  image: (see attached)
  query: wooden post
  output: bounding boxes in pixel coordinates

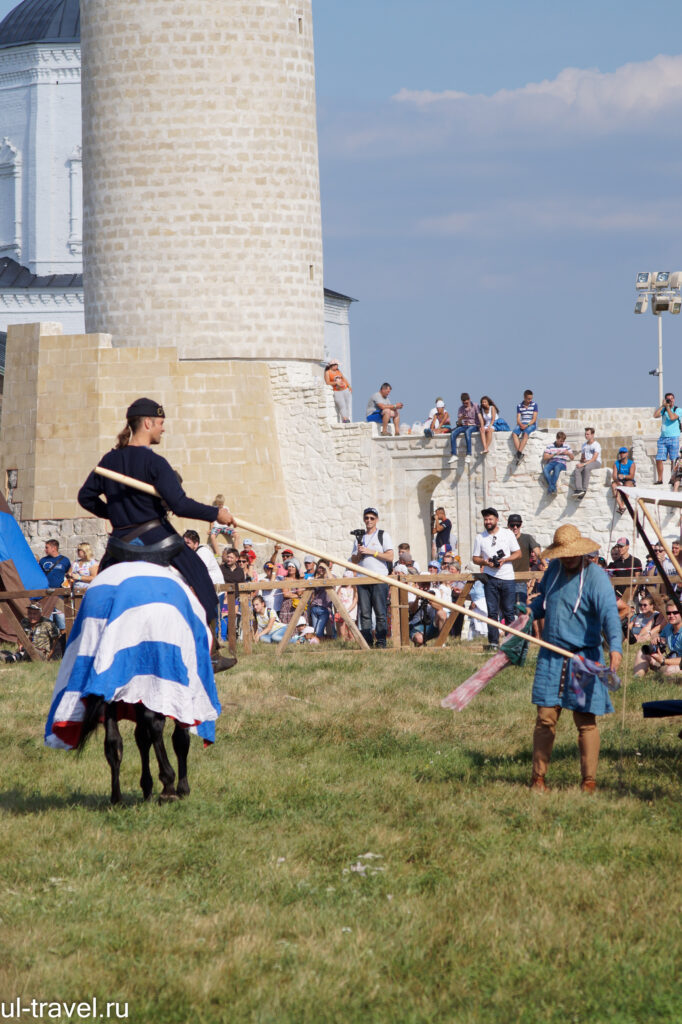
[226,586,237,656]
[390,584,400,648]
[275,590,312,654]
[399,587,410,648]
[243,594,253,655]
[3,605,44,662]
[433,579,474,648]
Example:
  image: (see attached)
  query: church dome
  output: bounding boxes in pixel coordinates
[0,0,80,49]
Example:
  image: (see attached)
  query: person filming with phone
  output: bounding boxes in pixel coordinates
[472,507,521,651]
[654,392,682,485]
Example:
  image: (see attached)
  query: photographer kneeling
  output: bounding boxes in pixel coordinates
[633,599,682,677]
[350,507,394,648]
[408,580,448,646]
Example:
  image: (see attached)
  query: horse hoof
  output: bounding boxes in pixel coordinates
[177,780,190,798]
[158,792,179,804]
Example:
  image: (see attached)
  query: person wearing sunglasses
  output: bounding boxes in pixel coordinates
[350,507,394,648]
[633,600,682,677]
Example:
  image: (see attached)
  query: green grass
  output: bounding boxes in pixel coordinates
[1,644,681,1023]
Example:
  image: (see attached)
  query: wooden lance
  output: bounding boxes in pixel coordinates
[94,464,578,660]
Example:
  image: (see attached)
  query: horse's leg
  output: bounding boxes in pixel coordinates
[103,703,123,805]
[146,710,178,802]
[172,722,191,798]
[134,704,154,800]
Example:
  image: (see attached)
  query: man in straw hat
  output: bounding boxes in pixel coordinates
[528,523,622,793]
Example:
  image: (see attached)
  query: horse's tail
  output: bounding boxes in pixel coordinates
[76,695,107,754]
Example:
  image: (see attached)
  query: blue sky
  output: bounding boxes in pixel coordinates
[313,0,682,426]
[1,0,680,426]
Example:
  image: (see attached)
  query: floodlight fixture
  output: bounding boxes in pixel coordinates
[636,271,652,290]
[654,271,671,288]
[670,272,682,289]
[672,299,682,315]
[634,295,649,314]
[652,295,671,314]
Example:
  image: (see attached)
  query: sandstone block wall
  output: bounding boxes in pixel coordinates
[80,0,324,363]
[1,323,292,562]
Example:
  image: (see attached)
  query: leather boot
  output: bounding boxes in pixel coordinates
[531,705,560,786]
[574,710,599,790]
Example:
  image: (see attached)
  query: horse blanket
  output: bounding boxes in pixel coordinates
[45,562,221,749]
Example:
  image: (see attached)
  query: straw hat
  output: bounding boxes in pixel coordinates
[541,523,599,560]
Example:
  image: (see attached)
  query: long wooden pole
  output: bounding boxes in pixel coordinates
[94,464,575,659]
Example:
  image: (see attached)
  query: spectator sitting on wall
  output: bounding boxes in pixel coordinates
[541,431,574,495]
[671,453,682,492]
[654,392,682,485]
[423,398,451,437]
[611,446,636,514]
[366,382,403,436]
[479,395,499,455]
[633,599,682,677]
[448,393,482,466]
[572,427,602,499]
[512,389,538,464]
[324,359,352,423]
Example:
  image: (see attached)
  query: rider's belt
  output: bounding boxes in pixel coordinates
[106,532,184,567]
[121,518,164,542]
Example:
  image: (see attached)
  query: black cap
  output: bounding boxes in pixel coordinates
[481,507,498,518]
[126,397,165,419]
[507,514,522,526]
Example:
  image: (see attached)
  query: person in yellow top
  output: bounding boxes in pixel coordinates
[324,359,352,423]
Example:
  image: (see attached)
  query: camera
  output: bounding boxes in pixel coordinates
[490,549,505,568]
[642,639,667,656]
[350,528,366,543]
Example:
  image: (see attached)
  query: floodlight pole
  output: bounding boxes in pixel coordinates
[657,313,664,407]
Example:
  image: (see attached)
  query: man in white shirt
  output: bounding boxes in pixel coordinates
[350,506,394,647]
[472,507,521,650]
[573,427,602,499]
[183,530,224,586]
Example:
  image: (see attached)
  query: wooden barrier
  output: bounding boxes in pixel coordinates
[0,587,81,662]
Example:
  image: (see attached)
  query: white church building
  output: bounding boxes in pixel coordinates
[0,0,354,380]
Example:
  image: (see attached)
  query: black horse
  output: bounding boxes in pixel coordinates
[77,697,191,805]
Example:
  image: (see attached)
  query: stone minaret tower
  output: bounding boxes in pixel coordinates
[80,0,324,364]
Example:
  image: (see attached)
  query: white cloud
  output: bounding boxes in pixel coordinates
[417,198,677,238]
[394,54,682,130]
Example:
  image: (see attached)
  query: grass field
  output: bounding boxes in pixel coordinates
[2,642,681,1024]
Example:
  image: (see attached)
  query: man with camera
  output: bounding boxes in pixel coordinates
[350,507,394,648]
[654,392,682,484]
[472,507,521,650]
[633,599,682,677]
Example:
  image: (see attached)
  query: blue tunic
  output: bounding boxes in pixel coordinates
[530,561,622,715]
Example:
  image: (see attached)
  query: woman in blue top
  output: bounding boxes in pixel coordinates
[529,524,622,793]
[611,446,636,515]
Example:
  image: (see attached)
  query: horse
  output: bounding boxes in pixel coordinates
[76,696,191,804]
[45,561,221,804]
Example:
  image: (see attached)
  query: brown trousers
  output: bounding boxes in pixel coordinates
[532,705,600,784]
